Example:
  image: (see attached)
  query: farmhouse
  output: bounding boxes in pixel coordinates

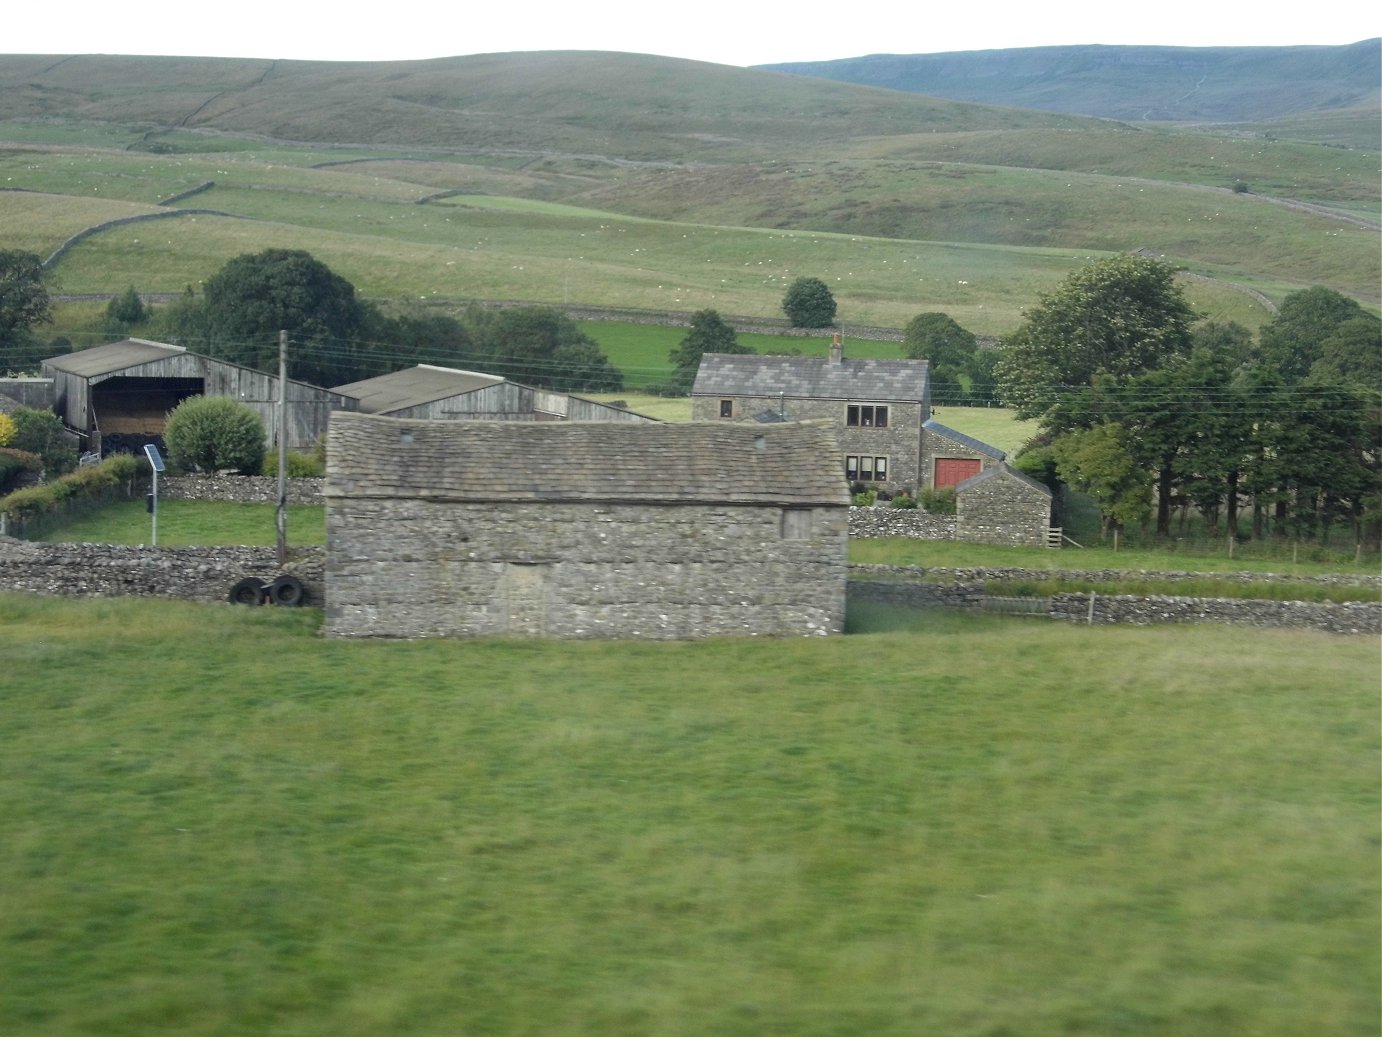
[41,339,356,455]
[332,364,657,423]
[324,413,850,640]
[692,335,932,490]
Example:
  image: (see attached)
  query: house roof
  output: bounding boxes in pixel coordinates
[923,418,1006,460]
[957,461,1052,498]
[692,353,928,403]
[332,364,506,414]
[326,413,850,507]
[42,338,186,378]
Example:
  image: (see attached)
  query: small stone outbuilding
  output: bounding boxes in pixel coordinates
[324,414,850,640]
[955,462,1054,547]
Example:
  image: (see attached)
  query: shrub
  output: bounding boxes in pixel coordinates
[919,487,957,514]
[164,396,266,475]
[0,446,42,492]
[891,494,917,509]
[0,412,15,446]
[8,407,77,477]
[852,489,878,507]
[262,450,326,478]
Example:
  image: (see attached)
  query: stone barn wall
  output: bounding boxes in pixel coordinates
[955,465,1052,547]
[327,499,847,640]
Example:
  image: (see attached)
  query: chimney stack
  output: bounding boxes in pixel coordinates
[828,332,843,365]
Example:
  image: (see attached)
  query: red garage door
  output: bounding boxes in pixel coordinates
[934,458,982,488]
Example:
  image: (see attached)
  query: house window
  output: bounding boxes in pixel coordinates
[845,455,889,482]
[719,399,734,418]
[846,404,888,428]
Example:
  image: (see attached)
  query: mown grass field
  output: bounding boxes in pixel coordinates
[0,592,1376,1037]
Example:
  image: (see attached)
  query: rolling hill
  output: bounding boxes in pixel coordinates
[759,40,1382,134]
[0,50,1376,343]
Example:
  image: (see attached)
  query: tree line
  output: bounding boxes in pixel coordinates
[992,256,1379,551]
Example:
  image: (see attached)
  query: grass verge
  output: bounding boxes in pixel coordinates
[0,594,1377,1036]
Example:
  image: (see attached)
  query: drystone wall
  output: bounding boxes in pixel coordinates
[0,538,324,605]
[327,499,848,640]
[849,508,956,539]
[162,475,325,505]
[849,566,1381,634]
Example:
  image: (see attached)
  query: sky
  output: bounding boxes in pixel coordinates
[5,1,1377,67]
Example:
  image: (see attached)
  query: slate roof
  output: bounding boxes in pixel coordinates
[923,418,1006,460]
[692,353,928,403]
[956,462,1053,498]
[42,339,186,377]
[326,413,850,507]
[332,365,506,414]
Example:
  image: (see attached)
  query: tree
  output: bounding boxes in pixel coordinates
[8,407,77,477]
[902,312,976,368]
[0,250,52,372]
[994,255,1196,420]
[103,286,149,342]
[782,277,837,328]
[1258,286,1368,383]
[200,249,367,385]
[1050,422,1152,544]
[468,306,623,392]
[1311,316,1382,387]
[667,309,751,392]
[164,396,266,475]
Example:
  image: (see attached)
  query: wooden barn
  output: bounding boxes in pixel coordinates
[41,339,357,455]
[332,364,658,423]
[324,414,850,640]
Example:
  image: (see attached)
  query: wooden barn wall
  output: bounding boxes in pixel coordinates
[392,382,538,422]
[49,355,356,451]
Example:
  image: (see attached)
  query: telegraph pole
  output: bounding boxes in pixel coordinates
[276,329,288,567]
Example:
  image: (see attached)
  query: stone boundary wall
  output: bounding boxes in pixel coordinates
[849,508,956,539]
[0,538,325,606]
[849,567,1381,635]
[852,564,1382,591]
[162,475,325,505]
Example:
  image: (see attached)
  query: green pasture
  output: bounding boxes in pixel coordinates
[0,593,1376,1037]
[34,500,326,547]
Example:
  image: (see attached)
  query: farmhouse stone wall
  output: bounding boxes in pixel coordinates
[0,537,324,605]
[327,499,848,640]
[692,396,926,491]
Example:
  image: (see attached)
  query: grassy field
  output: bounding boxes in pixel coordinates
[34,500,326,547]
[0,593,1376,1037]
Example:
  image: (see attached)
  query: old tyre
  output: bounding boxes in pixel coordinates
[268,574,305,607]
[228,577,265,606]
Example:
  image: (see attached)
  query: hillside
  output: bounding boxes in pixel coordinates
[760,41,1382,137]
[0,51,1376,335]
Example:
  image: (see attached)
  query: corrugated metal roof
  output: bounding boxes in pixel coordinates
[42,339,186,378]
[326,414,850,507]
[923,418,1006,460]
[332,364,505,414]
[692,353,928,403]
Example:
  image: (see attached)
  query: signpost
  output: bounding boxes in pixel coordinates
[143,443,165,546]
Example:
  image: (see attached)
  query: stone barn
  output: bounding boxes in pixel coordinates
[955,462,1054,547]
[324,413,850,640]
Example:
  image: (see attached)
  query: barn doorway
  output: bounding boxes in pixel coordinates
[499,562,552,636]
[934,457,982,489]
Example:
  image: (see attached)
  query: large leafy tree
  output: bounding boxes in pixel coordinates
[782,277,837,328]
[903,312,978,405]
[995,255,1196,420]
[1257,286,1369,383]
[0,250,52,372]
[201,249,367,386]
[468,306,622,392]
[668,309,751,392]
